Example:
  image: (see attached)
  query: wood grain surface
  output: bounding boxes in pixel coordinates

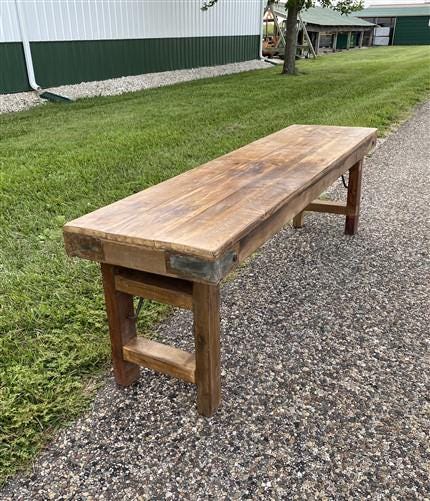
[122,337,196,384]
[64,125,376,262]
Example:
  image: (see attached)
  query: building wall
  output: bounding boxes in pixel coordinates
[336,33,357,49]
[0,0,262,93]
[359,14,430,45]
[0,42,28,93]
[393,16,430,44]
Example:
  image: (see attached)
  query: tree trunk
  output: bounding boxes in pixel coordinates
[282,4,299,75]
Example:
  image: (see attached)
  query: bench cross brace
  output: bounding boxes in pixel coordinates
[293,160,363,235]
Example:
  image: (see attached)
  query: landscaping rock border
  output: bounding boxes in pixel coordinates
[0,60,269,115]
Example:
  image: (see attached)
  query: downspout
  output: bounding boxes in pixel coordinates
[14,0,71,102]
[14,0,40,91]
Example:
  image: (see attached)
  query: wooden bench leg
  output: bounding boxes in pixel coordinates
[345,160,363,235]
[101,264,140,386]
[100,265,221,415]
[193,282,221,417]
[293,211,305,228]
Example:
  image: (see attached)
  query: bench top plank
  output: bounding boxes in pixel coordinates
[64,125,376,260]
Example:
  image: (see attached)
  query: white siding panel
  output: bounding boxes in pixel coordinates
[45,1,57,40]
[1,0,261,42]
[0,1,20,42]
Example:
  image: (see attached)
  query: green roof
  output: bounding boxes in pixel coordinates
[272,6,376,28]
[356,6,430,18]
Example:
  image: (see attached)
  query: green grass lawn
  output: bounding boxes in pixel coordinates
[1,46,429,485]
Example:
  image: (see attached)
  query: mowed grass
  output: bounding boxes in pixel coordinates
[1,46,429,484]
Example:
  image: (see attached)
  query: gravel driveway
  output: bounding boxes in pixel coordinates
[2,102,429,500]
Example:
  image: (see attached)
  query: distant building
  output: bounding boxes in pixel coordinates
[356,4,430,45]
[365,1,428,5]
[265,5,375,56]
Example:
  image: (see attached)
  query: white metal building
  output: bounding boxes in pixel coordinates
[0,0,263,93]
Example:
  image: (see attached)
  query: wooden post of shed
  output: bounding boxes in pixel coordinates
[315,31,320,55]
[346,31,351,49]
[332,32,338,52]
[358,31,364,48]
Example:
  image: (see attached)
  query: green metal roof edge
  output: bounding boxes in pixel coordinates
[356,6,430,17]
[272,6,376,27]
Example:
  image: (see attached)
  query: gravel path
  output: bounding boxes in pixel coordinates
[2,102,430,500]
[0,60,268,115]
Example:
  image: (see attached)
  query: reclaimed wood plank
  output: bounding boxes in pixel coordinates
[101,264,140,386]
[345,161,363,235]
[123,337,196,384]
[193,283,221,416]
[237,139,371,263]
[293,211,305,228]
[103,241,167,275]
[115,268,193,310]
[64,125,377,262]
[306,199,349,215]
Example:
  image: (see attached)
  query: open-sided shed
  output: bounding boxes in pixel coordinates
[266,5,375,56]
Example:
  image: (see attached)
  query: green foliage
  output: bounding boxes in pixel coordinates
[203,0,364,15]
[0,46,429,486]
[201,0,219,11]
[293,0,364,15]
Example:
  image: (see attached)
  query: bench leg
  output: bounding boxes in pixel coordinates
[293,211,305,228]
[193,282,221,417]
[345,160,363,235]
[101,264,140,386]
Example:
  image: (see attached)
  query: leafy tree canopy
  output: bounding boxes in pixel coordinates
[202,0,363,15]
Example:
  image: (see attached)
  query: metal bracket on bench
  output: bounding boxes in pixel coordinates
[341,175,348,189]
[129,297,144,320]
[167,250,237,283]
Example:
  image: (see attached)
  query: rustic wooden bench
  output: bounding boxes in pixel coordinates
[63,125,376,416]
